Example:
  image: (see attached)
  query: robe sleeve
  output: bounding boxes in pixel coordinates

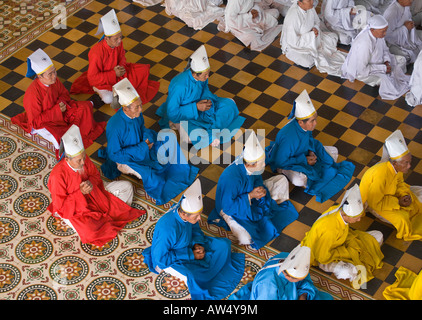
[24,82,64,130]
[106,119,151,164]
[191,222,206,245]
[297,276,318,300]
[252,278,282,300]
[365,174,401,212]
[395,174,412,198]
[165,82,199,123]
[151,223,195,269]
[48,165,89,219]
[270,131,308,169]
[87,42,117,87]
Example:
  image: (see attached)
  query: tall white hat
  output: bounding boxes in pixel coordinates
[289,90,316,120]
[113,78,140,107]
[278,244,311,280]
[26,48,54,78]
[243,131,265,163]
[190,45,210,73]
[384,130,409,161]
[180,179,203,214]
[96,9,121,36]
[342,184,364,217]
[60,125,85,158]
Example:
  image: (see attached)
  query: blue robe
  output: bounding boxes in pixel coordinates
[142,204,245,300]
[156,69,245,149]
[265,119,355,203]
[100,108,199,206]
[208,161,299,249]
[229,252,333,300]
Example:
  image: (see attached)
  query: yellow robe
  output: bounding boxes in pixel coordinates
[360,161,422,241]
[383,266,422,300]
[301,205,384,283]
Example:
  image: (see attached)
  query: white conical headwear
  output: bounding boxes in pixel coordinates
[96,9,121,36]
[384,130,409,161]
[26,48,54,78]
[289,90,316,120]
[190,45,210,73]
[243,131,265,163]
[342,184,364,217]
[60,125,85,158]
[368,14,388,29]
[113,78,140,107]
[278,245,311,280]
[352,5,371,29]
[180,179,203,214]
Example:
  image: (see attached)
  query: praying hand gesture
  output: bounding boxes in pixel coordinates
[197,99,212,112]
[404,20,414,30]
[114,65,126,77]
[249,186,267,200]
[250,9,259,19]
[59,101,67,113]
[193,244,205,260]
[399,194,412,207]
[306,151,317,166]
[80,180,93,195]
[312,27,319,37]
[145,138,154,150]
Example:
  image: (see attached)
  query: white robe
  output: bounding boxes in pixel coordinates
[280,3,347,76]
[405,50,422,107]
[411,0,422,25]
[164,0,225,30]
[219,0,283,51]
[383,1,422,64]
[341,27,410,100]
[354,0,393,14]
[321,0,359,45]
[133,0,162,6]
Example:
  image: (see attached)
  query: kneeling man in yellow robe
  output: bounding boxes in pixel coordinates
[360,129,422,241]
[383,266,422,300]
[301,184,384,289]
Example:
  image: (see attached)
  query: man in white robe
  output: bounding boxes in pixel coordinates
[383,0,422,64]
[219,0,283,51]
[321,0,371,45]
[411,0,422,25]
[341,15,410,100]
[280,0,347,76]
[164,0,225,30]
[133,0,162,5]
[405,50,422,106]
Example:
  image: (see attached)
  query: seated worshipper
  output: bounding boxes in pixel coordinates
[47,125,145,247]
[142,179,245,300]
[354,0,393,14]
[265,90,355,203]
[229,245,333,300]
[383,0,422,65]
[11,49,105,160]
[133,0,162,5]
[163,0,225,30]
[156,45,245,149]
[70,9,159,106]
[301,184,384,289]
[280,0,347,77]
[341,14,410,100]
[405,49,422,106]
[208,131,299,250]
[411,0,422,26]
[218,0,283,51]
[360,130,422,241]
[321,0,371,45]
[383,266,422,300]
[100,78,199,206]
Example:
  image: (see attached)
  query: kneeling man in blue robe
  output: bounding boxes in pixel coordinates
[229,245,333,300]
[208,131,299,249]
[265,89,355,203]
[142,179,245,300]
[156,45,245,149]
[99,78,199,206]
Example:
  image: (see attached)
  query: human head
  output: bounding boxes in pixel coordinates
[105,32,123,48]
[369,15,389,38]
[96,9,121,42]
[178,207,202,224]
[189,45,210,81]
[297,113,318,132]
[243,131,265,174]
[397,0,413,7]
[179,179,203,224]
[243,157,266,175]
[65,151,87,171]
[384,130,411,173]
[391,152,412,174]
[191,69,211,82]
[113,78,142,118]
[297,0,314,11]
[278,245,311,282]
[339,184,365,223]
[38,65,57,86]
[122,98,142,119]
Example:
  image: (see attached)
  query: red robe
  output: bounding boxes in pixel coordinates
[47,156,145,247]
[70,39,160,104]
[11,78,106,157]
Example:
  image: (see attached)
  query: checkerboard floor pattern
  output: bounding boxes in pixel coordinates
[1,0,421,300]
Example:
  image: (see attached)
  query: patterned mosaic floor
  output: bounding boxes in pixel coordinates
[0,0,421,300]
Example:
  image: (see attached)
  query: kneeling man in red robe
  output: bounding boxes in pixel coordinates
[47,125,146,247]
[70,9,159,106]
[11,48,105,159]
